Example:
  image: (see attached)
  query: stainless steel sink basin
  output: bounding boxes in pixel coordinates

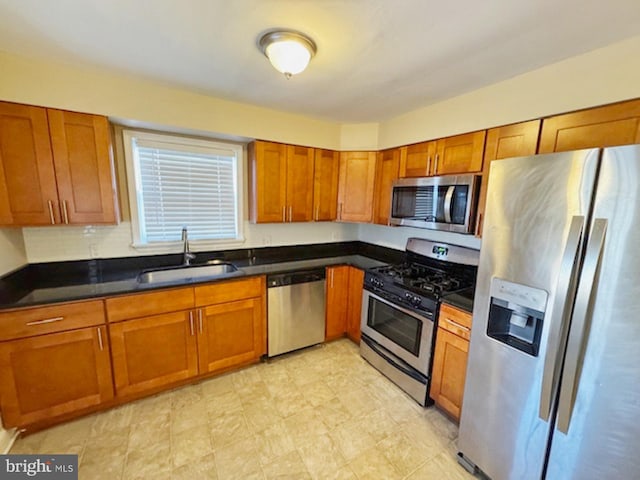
[138,263,242,284]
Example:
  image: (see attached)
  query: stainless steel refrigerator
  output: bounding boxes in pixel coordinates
[457,145,640,479]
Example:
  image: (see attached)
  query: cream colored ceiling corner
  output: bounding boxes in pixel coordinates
[378,34,640,149]
[0,0,639,125]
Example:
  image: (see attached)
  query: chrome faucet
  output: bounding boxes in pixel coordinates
[181,227,196,266]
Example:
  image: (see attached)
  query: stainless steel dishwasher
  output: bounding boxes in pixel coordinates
[267,268,326,357]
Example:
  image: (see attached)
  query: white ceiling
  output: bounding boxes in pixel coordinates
[1,0,639,123]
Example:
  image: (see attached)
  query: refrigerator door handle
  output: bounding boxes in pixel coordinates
[556,218,607,434]
[539,215,585,421]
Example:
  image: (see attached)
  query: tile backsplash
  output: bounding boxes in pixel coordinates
[22,221,359,263]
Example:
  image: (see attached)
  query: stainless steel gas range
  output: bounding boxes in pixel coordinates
[360,238,479,406]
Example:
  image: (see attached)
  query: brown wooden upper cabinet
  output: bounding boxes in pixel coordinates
[248,140,314,223]
[539,98,640,153]
[399,141,436,177]
[398,131,486,178]
[476,120,541,237]
[313,148,340,221]
[434,130,486,175]
[337,151,377,223]
[0,101,118,226]
[373,148,400,225]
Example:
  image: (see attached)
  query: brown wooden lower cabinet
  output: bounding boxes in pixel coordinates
[0,326,113,428]
[325,265,364,344]
[109,311,199,397]
[430,304,472,422]
[346,268,364,343]
[197,297,264,374]
[325,266,350,340]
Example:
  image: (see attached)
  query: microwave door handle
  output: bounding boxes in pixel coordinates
[444,186,455,223]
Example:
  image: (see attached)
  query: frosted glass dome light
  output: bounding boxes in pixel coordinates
[259,30,317,79]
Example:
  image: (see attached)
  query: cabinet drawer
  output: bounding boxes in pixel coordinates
[105,287,194,322]
[0,300,105,341]
[439,303,472,340]
[194,276,264,307]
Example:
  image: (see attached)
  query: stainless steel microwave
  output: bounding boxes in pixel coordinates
[390,174,480,233]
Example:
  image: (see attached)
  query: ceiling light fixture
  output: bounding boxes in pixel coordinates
[259,30,317,79]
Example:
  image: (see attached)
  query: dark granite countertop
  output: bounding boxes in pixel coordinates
[0,242,401,310]
[441,287,475,313]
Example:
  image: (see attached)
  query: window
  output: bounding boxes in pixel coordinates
[123,130,243,249]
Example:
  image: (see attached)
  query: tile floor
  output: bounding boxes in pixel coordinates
[10,339,474,479]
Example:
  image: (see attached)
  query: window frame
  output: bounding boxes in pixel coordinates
[122,129,245,252]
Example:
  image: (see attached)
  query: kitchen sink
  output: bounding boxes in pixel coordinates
[137,262,242,284]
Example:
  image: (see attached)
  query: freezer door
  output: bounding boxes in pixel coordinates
[457,149,599,480]
[546,145,640,479]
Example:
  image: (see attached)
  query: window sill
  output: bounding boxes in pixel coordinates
[131,237,246,254]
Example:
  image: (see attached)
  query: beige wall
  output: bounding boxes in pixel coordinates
[0,229,27,275]
[0,51,342,150]
[378,35,640,148]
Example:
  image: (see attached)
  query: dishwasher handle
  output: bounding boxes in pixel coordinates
[267,269,326,288]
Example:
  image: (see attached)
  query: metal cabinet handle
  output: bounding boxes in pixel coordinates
[47,200,56,224]
[26,316,64,326]
[539,215,585,421]
[556,218,607,434]
[338,203,343,220]
[282,206,286,222]
[315,206,319,221]
[198,309,203,334]
[330,270,334,288]
[289,205,292,222]
[189,311,195,336]
[434,154,439,173]
[444,318,470,332]
[62,200,69,224]
[427,156,432,175]
[97,327,104,351]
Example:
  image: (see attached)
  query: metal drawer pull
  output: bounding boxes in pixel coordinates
[26,316,64,326]
[189,311,195,336]
[97,327,104,351]
[198,309,203,334]
[47,200,56,224]
[445,318,470,332]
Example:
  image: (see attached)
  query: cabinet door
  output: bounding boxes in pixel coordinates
[248,141,287,223]
[0,326,113,427]
[110,311,198,397]
[196,297,264,374]
[313,149,339,221]
[47,110,118,224]
[286,145,314,222]
[399,141,436,177]
[0,102,60,225]
[430,327,469,422]
[325,266,350,340]
[373,149,400,225]
[346,267,364,344]
[476,120,541,236]
[337,151,377,222]
[434,131,486,175]
[538,99,640,153]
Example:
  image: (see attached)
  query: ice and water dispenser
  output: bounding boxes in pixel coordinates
[487,278,548,356]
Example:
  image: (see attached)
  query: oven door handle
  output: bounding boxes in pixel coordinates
[361,335,428,384]
[363,290,434,322]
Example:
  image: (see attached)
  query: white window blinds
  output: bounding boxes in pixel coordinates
[125,131,242,246]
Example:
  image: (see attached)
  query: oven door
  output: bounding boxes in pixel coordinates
[360,290,434,374]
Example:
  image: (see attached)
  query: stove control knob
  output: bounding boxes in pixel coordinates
[404,293,412,300]
[411,296,422,306]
